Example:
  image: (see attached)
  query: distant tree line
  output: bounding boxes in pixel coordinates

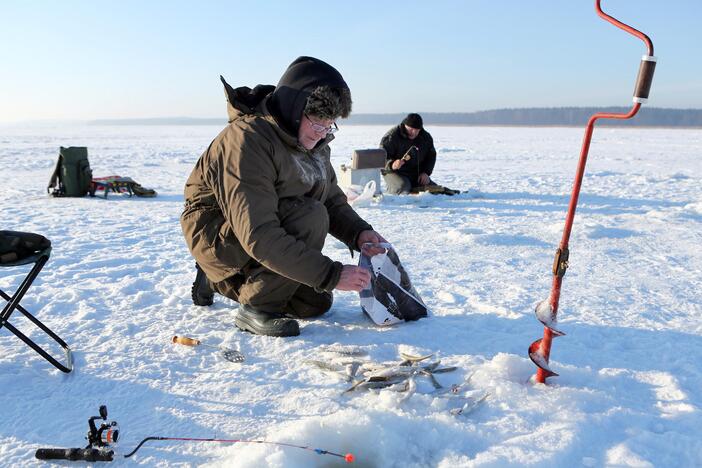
[91,107,702,127]
[346,108,702,127]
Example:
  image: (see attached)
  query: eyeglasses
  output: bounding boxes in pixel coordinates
[305,114,339,134]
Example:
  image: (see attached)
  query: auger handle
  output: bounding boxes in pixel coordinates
[172,335,201,347]
[634,56,656,103]
[594,0,656,103]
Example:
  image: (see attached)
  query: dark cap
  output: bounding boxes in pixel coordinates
[402,113,423,129]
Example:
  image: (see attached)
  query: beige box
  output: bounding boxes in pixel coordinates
[352,149,386,169]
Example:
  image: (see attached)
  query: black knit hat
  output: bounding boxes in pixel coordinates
[402,113,423,129]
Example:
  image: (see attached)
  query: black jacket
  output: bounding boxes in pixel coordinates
[380,125,437,186]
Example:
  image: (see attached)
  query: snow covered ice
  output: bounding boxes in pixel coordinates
[1,124,701,467]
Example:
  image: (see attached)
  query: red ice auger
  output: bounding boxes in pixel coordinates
[529,0,656,384]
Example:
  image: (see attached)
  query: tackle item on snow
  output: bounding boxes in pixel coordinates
[358,243,427,326]
[91,176,157,198]
[46,147,156,199]
[529,0,657,384]
[124,436,355,463]
[47,146,94,197]
[35,405,119,462]
[1,230,73,373]
[171,335,245,363]
[410,184,460,196]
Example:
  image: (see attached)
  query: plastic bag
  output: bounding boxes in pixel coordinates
[345,180,376,207]
[358,242,428,326]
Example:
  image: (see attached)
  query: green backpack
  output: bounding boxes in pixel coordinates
[47,146,94,197]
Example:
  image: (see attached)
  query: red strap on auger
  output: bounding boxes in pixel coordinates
[529,0,656,384]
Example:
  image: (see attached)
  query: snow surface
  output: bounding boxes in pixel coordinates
[1,124,701,467]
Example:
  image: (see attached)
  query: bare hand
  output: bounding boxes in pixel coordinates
[418,173,431,186]
[356,230,388,256]
[336,265,371,291]
[391,159,405,170]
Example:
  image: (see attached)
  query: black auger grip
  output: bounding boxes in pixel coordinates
[35,447,114,462]
[634,55,657,102]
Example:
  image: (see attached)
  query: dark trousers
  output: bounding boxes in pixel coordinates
[211,197,332,318]
[384,173,436,195]
[383,173,412,194]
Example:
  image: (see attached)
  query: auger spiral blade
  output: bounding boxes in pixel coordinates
[528,338,559,378]
[535,300,566,337]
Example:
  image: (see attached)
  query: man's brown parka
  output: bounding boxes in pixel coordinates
[181,59,371,300]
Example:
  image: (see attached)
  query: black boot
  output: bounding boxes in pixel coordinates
[235,304,300,337]
[191,263,214,306]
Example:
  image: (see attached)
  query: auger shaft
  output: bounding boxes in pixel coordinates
[531,0,655,383]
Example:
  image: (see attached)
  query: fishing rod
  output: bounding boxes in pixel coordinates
[35,405,119,462]
[401,145,418,162]
[35,406,355,463]
[529,0,656,383]
[124,436,355,463]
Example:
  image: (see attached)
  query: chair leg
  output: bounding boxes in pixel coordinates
[1,321,73,373]
[1,255,48,322]
[0,256,73,373]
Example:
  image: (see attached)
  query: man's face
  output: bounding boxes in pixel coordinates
[298,114,336,150]
[404,125,420,140]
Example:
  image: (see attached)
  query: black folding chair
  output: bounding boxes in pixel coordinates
[0,231,73,373]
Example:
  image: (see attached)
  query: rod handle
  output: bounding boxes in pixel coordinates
[172,335,201,347]
[35,448,114,461]
[633,55,657,103]
[35,448,69,460]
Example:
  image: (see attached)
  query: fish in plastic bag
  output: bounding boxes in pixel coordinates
[359,242,428,326]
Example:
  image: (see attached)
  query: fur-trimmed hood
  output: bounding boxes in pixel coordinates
[221,56,349,137]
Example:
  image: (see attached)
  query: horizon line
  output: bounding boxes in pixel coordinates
[3,106,702,126]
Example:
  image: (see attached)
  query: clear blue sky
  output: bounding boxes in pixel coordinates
[1,0,700,123]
